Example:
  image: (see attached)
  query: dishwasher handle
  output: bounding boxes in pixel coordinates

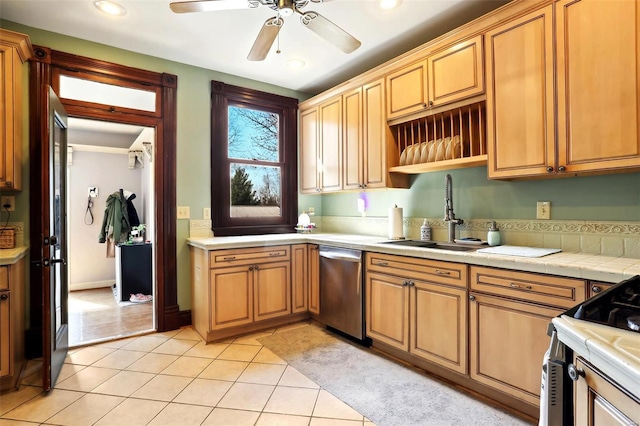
[319,248,362,263]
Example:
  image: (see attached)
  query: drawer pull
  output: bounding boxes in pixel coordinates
[375,261,389,267]
[222,256,236,261]
[509,282,532,290]
[268,252,280,257]
[434,270,451,276]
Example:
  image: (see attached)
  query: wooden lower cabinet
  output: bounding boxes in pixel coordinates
[469,292,559,406]
[0,258,25,393]
[191,245,306,342]
[308,244,320,315]
[291,244,308,313]
[574,357,640,425]
[366,253,467,373]
[469,266,586,408]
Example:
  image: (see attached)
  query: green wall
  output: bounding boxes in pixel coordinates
[318,167,640,221]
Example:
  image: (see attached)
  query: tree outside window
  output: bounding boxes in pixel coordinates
[210,81,298,235]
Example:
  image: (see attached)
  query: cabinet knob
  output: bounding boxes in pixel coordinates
[254,265,259,270]
[249,266,254,271]
[546,166,554,173]
[558,166,566,172]
[591,285,602,294]
[0,293,8,301]
[402,280,409,286]
[469,294,476,301]
[408,281,415,287]
[3,181,12,188]
[568,363,585,382]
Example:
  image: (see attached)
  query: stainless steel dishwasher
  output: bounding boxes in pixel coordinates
[318,245,365,341]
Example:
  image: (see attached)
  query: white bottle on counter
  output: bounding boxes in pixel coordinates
[488,221,501,246]
[420,219,431,241]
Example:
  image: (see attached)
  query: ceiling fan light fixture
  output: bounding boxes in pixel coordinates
[278,0,295,16]
[286,58,306,69]
[94,0,126,16]
[379,0,401,10]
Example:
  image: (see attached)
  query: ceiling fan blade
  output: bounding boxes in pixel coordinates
[248,17,284,61]
[170,0,247,14]
[300,11,361,54]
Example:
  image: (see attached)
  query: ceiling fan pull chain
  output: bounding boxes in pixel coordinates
[276,26,281,54]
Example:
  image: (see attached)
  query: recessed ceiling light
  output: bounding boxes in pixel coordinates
[379,0,401,10]
[94,0,127,16]
[286,59,305,69]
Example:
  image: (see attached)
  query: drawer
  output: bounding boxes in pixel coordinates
[470,266,586,309]
[366,252,467,288]
[210,245,290,268]
[0,266,7,290]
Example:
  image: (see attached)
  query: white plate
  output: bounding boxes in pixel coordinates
[454,239,487,246]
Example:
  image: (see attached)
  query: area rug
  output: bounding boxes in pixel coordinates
[258,325,531,426]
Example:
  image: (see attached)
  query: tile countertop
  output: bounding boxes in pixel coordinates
[0,246,28,266]
[186,233,640,283]
[553,316,640,398]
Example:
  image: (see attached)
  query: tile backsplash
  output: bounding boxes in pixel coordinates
[318,216,640,259]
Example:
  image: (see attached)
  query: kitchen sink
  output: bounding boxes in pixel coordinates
[380,240,478,252]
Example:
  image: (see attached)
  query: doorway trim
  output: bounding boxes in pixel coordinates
[28,47,180,356]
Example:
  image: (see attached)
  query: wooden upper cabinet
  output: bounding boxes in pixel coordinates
[318,96,342,192]
[386,59,429,120]
[427,35,484,107]
[342,87,363,191]
[485,5,555,179]
[486,0,640,179]
[555,0,640,174]
[386,35,484,121]
[343,78,390,190]
[0,30,32,192]
[299,107,319,193]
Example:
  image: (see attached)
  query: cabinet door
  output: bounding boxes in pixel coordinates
[0,291,10,377]
[308,244,320,315]
[485,5,555,179]
[556,0,640,174]
[362,78,387,189]
[574,358,640,425]
[210,265,253,329]
[410,281,467,374]
[300,108,320,193]
[254,261,291,321]
[427,35,484,107]
[342,87,363,191]
[365,271,409,351]
[386,59,429,120]
[469,292,559,406]
[319,97,342,192]
[290,244,308,313]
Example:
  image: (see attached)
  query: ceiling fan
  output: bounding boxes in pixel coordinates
[169,0,362,61]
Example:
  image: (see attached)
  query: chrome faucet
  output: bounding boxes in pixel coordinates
[444,174,463,243]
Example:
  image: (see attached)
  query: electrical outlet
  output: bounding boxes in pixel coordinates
[308,207,315,216]
[177,206,190,219]
[1,196,15,211]
[203,207,211,220]
[536,201,551,220]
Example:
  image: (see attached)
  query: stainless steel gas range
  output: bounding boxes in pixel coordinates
[539,275,640,426]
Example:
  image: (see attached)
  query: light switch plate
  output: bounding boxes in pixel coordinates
[536,201,551,220]
[177,206,190,219]
[203,207,211,220]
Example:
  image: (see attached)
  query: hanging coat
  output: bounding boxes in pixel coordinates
[99,191,131,245]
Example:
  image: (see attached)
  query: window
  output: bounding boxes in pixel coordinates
[211,81,298,235]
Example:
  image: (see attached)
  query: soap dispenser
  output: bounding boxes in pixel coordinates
[420,219,431,241]
[488,221,501,246]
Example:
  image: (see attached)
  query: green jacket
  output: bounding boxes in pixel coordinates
[98,191,131,243]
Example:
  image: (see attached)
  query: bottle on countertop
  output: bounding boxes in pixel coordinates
[420,219,431,241]
[488,221,501,246]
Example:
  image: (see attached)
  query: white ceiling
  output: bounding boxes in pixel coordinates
[1,0,510,94]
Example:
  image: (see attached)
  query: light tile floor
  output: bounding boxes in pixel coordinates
[0,322,375,426]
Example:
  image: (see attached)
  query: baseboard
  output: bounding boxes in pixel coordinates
[179,310,191,328]
[69,280,114,292]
